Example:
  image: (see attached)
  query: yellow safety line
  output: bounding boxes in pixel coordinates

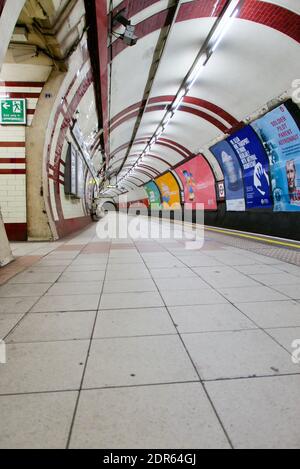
[143,216,300,250]
[204,226,300,249]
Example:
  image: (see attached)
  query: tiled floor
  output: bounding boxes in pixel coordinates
[0,215,300,448]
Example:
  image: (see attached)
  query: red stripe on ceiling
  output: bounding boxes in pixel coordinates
[177,0,227,23]
[183,96,238,126]
[239,0,300,44]
[111,7,176,58]
[157,137,193,158]
[110,96,239,132]
[110,101,229,134]
[132,168,154,179]
[123,175,145,185]
[110,137,192,162]
[0,158,26,164]
[112,0,161,22]
[111,0,300,60]
[95,0,109,157]
[0,142,25,147]
[0,81,44,87]
[110,104,168,132]
[131,152,170,167]
[0,169,26,174]
[179,104,228,132]
[124,162,160,176]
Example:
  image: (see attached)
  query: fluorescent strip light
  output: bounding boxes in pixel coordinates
[212,8,239,52]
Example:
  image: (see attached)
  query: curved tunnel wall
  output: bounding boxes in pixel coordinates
[108,0,300,241]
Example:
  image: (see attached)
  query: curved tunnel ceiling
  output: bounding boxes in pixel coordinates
[102,0,300,196]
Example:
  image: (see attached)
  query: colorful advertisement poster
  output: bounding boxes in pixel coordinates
[175,155,217,210]
[155,172,181,209]
[227,126,272,209]
[145,181,161,209]
[210,140,245,211]
[252,103,300,212]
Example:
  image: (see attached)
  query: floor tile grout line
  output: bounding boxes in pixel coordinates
[2,240,94,342]
[164,245,300,361]
[2,371,300,399]
[131,235,235,450]
[188,253,300,359]
[188,263,299,360]
[65,241,111,450]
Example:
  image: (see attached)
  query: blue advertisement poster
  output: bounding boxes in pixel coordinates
[145,181,161,209]
[227,126,272,209]
[252,103,300,212]
[210,140,245,211]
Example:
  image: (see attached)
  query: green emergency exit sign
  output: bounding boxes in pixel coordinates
[0,99,27,125]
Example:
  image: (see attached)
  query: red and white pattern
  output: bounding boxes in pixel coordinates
[0,81,44,240]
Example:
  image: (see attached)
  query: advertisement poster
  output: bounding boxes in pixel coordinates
[210,140,245,211]
[227,126,272,209]
[145,181,161,209]
[252,103,300,212]
[175,156,217,210]
[155,172,181,209]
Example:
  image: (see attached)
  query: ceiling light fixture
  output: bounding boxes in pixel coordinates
[118,0,241,185]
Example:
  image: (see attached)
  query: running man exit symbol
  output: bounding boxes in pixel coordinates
[0,98,27,125]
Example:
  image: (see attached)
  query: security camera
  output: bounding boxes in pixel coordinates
[113,12,138,47]
[123,25,138,46]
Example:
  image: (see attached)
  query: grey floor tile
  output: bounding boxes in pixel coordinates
[58,271,105,283]
[155,277,210,291]
[169,304,255,333]
[65,264,106,272]
[105,269,151,280]
[234,265,284,275]
[7,311,96,343]
[8,271,61,284]
[0,283,52,298]
[83,335,197,388]
[207,253,258,266]
[94,308,176,338]
[275,263,300,277]
[36,259,71,267]
[182,330,296,380]
[0,297,39,314]
[106,264,149,273]
[219,286,288,303]
[160,289,227,307]
[193,267,259,288]
[99,292,164,310]
[32,295,100,313]
[176,256,223,268]
[266,327,300,354]
[236,300,300,328]
[0,391,78,449]
[205,376,300,449]
[145,260,185,269]
[70,383,230,449]
[107,258,144,266]
[150,268,197,279]
[271,284,300,300]
[103,279,156,293]
[0,340,89,394]
[46,282,102,296]
[249,273,300,286]
[24,266,66,273]
[0,314,23,338]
